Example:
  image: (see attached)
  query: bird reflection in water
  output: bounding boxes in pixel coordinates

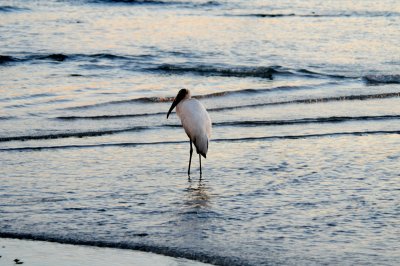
[184,179,210,210]
[176,180,213,245]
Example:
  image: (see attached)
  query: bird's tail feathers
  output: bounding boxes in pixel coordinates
[194,135,208,158]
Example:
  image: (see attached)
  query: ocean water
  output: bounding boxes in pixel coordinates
[1,0,399,265]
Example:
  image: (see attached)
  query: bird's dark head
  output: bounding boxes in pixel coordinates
[167,89,191,119]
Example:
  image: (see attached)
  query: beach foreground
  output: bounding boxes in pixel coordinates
[0,238,211,266]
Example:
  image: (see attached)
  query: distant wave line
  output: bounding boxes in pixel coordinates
[3,114,399,143]
[229,11,400,18]
[59,85,303,110]
[212,115,400,127]
[0,53,152,64]
[56,112,166,120]
[147,64,352,80]
[0,5,29,12]
[0,54,353,81]
[0,93,55,103]
[58,91,400,116]
[0,126,151,142]
[88,0,221,8]
[1,130,399,152]
[208,92,400,112]
[89,0,179,5]
[0,116,16,120]
[3,54,398,86]
[363,74,400,85]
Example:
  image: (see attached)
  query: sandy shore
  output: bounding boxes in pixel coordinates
[0,238,212,266]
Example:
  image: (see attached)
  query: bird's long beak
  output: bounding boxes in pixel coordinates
[167,98,179,119]
[167,89,188,119]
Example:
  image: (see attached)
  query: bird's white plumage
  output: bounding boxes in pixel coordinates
[176,98,211,157]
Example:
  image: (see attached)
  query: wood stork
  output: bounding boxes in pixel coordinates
[167,89,212,178]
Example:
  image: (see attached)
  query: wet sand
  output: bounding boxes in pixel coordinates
[0,238,212,266]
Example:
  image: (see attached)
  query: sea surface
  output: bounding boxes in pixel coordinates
[1,0,399,265]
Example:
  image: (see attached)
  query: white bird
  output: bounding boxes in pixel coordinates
[167,89,212,178]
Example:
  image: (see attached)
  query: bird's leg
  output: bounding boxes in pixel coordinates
[188,140,193,179]
[199,154,202,179]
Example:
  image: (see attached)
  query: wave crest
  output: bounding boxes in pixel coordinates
[89,0,176,4]
[0,53,150,65]
[0,6,28,12]
[151,64,280,79]
[59,86,302,110]
[214,115,400,127]
[3,115,398,143]
[232,11,400,18]
[89,0,220,8]
[363,74,400,84]
[0,126,150,142]
[0,55,18,65]
[1,130,399,152]
[60,90,400,114]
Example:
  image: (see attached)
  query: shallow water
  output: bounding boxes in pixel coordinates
[1,0,399,265]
